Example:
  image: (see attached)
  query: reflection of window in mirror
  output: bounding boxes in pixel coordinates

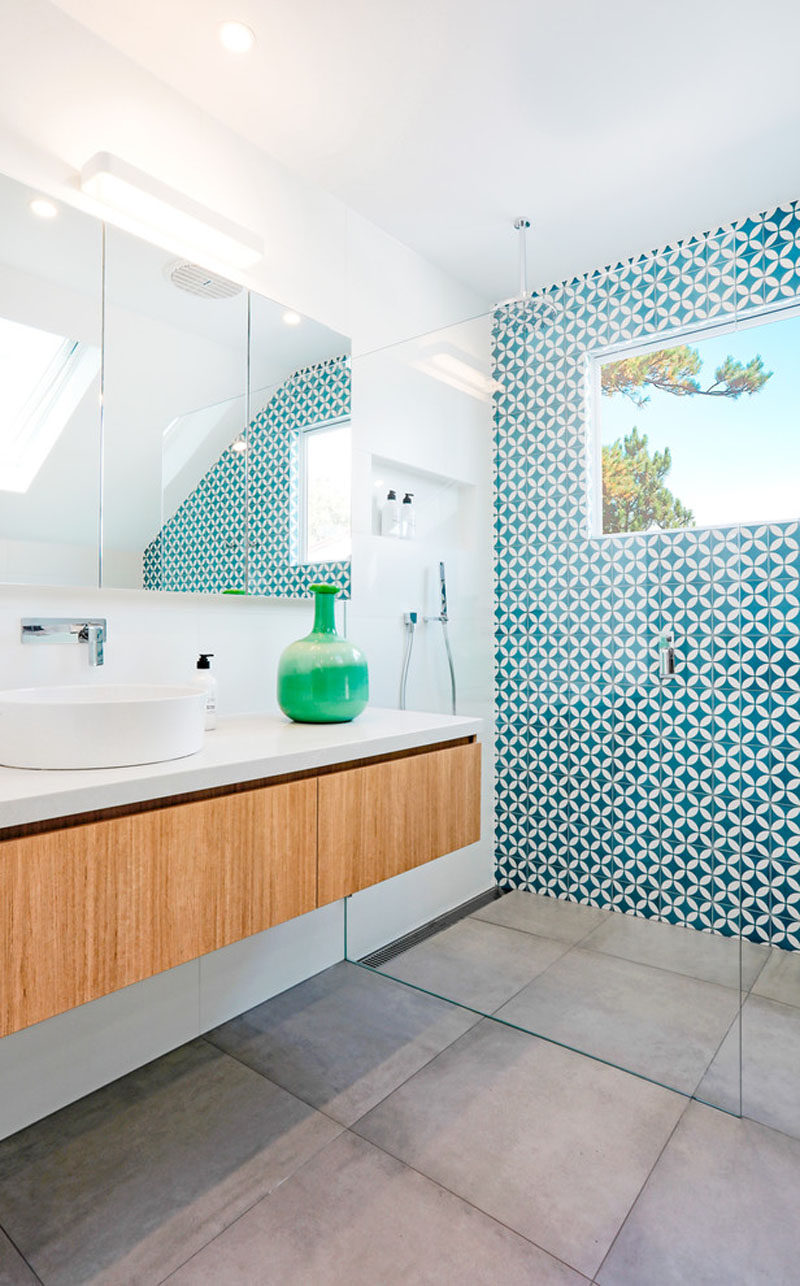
[0,319,100,493]
[299,419,351,563]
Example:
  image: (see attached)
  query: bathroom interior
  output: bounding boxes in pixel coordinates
[1,1,800,1282]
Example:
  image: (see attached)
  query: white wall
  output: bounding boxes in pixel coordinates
[0,0,493,1138]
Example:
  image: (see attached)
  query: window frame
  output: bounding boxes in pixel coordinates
[587,296,800,540]
[296,413,351,565]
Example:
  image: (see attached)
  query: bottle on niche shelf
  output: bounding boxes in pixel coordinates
[196,653,217,730]
[380,488,400,537]
[400,492,415,539]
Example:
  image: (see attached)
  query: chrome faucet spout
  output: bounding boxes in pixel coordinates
[86,622,105,667]
[22,617,107,667]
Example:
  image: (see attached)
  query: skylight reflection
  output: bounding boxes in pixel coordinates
[0,316,100,493]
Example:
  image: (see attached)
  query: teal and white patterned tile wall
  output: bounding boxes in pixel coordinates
[493,203,800,950]
[144,355,351,598]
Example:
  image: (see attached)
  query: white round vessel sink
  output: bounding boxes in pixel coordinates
[0,684,207,770]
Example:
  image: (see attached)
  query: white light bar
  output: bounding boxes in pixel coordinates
[80,152,263,270]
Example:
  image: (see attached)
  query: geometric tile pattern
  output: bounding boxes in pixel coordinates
[144,355,351,599]
[248,355,350,598]
[493,201,800,952]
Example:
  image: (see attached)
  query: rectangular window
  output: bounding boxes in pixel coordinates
[300,419,351,563]
[592,309,800,535]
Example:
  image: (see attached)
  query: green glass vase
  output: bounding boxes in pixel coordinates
[277,584,369,723]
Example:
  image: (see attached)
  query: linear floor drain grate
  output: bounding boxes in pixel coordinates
[358,886,503,969]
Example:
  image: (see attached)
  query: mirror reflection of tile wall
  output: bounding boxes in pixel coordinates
[145,355,351,598]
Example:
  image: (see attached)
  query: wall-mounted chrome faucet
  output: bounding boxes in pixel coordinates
[21,618,107,667]
[659,630,675,679]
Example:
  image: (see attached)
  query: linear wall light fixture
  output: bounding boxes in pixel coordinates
[80,152,263,270]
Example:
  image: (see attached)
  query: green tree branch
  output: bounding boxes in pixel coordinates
[601,344,771,407]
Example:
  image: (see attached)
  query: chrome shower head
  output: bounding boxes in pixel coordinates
[513,217,531,299]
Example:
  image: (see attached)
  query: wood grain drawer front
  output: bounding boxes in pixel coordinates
[0,779,317,1037]
[317,740,481,904]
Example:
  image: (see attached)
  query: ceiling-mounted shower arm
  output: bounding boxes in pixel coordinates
[514,217,531,299]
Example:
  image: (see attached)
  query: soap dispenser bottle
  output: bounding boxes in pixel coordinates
[400,492,416,539]
[380,489,400,537]
[196,653,217,730]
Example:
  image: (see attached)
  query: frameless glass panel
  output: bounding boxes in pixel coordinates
[0,172,102,587]
[341,313,493,965]
[735,519,800,1138]
[647,526,744,1113]
[343,301,749,1116]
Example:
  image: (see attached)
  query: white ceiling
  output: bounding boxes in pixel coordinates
[52,0,800,303]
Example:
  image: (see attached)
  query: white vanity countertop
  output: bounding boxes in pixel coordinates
[0,707,482,829]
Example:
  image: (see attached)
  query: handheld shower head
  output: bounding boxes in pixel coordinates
[427,561,456,715]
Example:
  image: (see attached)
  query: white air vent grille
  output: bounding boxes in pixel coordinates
[168,261,243,299]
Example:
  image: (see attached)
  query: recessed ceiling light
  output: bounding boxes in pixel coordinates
[29,197,58,219]
[282,310,302,326]
[219,21,256,53]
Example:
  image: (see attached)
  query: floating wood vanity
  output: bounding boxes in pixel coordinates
[0,711,481,1037]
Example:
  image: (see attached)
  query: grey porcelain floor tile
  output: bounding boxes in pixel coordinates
[0,1231,37,1286]
[752,946,800,1007]
[597,1101,800,1285]
[472,890,609,942]
[494,947,740,1095]
[580,908,768,989]
[0,1039,340,1286]
[379,917,568,1013]
[206,961,478,1127]
[168,1131,587,1285]
[354,1018,684,1280]
[698,994,800,1136]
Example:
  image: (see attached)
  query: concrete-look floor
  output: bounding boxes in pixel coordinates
[0,923,798,1282]
[380,890,800,1134]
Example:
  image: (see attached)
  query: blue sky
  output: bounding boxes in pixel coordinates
[599,312,800,529]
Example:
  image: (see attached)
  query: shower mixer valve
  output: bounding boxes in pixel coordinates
[659,630,676,678]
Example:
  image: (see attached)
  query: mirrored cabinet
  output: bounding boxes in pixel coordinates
[0,169,351,600]
[0,173,102,589]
